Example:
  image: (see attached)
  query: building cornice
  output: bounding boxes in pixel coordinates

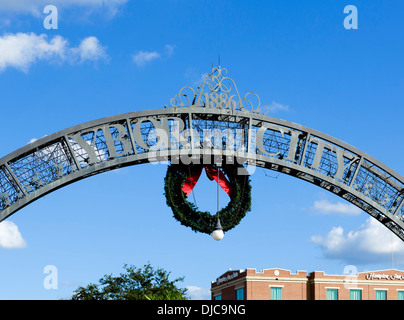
[211,276,308,292]
[309,278,404,287]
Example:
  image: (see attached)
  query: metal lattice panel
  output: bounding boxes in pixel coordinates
[0,166,23,209]
[8,139,75,194]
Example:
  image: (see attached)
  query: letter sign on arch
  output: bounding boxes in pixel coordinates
[0,66,403,241]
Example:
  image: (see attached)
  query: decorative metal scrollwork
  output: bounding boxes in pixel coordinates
[168,66,269,116]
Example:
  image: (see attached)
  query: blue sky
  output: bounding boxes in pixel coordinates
[0,0,404,300]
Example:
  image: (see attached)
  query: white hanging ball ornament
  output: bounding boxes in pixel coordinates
[212,218,224,241]
[212,229,224,241]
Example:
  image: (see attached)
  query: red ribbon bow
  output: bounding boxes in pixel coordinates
[182,166,233,198]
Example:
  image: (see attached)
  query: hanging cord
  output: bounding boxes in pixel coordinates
[188,166,198,208]
[217,164,220,217]
[188,165,210,228]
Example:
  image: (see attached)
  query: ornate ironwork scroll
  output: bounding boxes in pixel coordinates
[168,66,269,115]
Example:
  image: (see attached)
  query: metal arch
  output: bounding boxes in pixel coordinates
[1,107,404,241]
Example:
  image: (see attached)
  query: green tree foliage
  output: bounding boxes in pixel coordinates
[71,263,188,300]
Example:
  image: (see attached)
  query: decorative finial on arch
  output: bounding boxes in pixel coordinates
[167,64,269,116]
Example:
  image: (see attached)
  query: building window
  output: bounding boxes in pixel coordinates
[350,289,362,300]
[326,288,338,300]
[214,295,222,300]
[375,290,387,300]
[236,288,244,300]
[399,291,404,300]
[270,287,282,300]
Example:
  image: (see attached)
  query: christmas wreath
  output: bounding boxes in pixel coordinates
[164,163,252,234]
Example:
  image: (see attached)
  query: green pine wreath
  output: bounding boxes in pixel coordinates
[164,163,252,234]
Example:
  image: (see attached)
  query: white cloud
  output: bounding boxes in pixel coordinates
[71,36,108,63]
[132,50,160,67]
[0,221,26,249]
[0,32,67,72]
[164,44,175,57]
[186,286,211,300]
[132,44,175,67]
[0,32,108,73]
[184,67,208,86]
[311,199,362,216]
[269,101,290,113]
[311,218,404,265]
